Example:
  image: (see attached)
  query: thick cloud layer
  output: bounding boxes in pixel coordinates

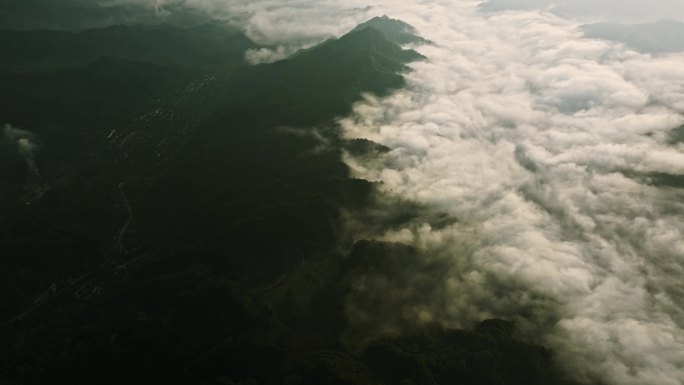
[337,2,684,385]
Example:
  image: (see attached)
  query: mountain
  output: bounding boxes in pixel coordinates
[352,15,429,45]
[582,20,684,53]
[0,17,573,385]
[0,19,424,385]
[219,26,425,127]
[120,24,426,269]
[0,23,258,232]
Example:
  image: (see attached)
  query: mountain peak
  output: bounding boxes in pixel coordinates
[351,15,427,45]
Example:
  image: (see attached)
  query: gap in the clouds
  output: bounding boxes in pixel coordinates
[669,124,684,143]
[582,20,684,54]
[633,172,684,189]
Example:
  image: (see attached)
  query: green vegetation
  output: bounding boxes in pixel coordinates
[669,124,684,144]
[0,22,255,71]
[0,18,574,385]
[220,27,423,127]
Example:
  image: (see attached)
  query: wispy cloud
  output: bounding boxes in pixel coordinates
[4,124,41,179]
[339,3,684,385]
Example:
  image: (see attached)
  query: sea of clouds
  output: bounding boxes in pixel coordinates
[340,2,684,384]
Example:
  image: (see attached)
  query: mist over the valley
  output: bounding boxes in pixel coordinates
[4,124,41,178]
[341,5,684,384]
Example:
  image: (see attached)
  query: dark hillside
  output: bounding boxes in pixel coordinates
[0,17,574,385]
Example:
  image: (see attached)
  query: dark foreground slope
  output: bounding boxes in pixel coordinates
[0,19,575,385]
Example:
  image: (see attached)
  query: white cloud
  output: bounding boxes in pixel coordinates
[4,124,41,178]
[244,45,292,64]
[337,3,684,385]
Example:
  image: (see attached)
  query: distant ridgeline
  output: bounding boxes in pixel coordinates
[0,14,574,385]
[582,20,684,54]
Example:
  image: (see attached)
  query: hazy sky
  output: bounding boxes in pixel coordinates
[481,0,684,23]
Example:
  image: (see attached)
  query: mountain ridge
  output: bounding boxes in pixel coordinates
[0,16,573,385]
[351,15,429,45]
